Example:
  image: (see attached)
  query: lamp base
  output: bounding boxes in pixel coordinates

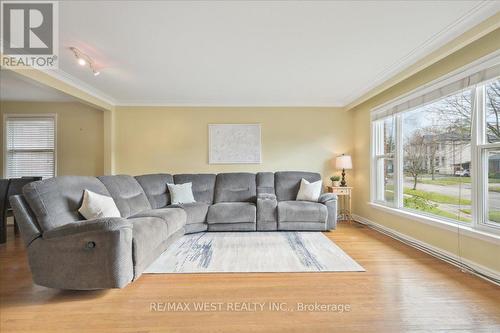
[340,168,347,187]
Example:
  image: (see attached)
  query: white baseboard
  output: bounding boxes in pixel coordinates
[352,214,500,286]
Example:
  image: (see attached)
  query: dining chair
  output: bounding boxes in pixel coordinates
[0,179,10,244]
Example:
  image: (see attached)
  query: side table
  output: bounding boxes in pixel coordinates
[327,186,352,222]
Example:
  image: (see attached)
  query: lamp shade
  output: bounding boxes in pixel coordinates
[336,154,352,170]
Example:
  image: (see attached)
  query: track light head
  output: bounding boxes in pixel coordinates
[70,46,101,77]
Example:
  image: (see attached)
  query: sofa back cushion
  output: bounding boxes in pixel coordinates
[22,176,111,232]
[98,175,151,218]
[135,174,173,209]
[257,172,275,195]
[173,174,216,204]
[214,173,256,203]
[275,171,322,201]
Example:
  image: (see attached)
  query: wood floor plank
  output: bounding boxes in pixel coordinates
[1,222,499,332]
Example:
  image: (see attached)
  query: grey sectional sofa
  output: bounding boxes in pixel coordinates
[10,171,337,290]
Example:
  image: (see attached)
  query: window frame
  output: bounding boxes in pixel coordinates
[476,79,500,231]
[370,52,500,237]
[3,113,58,179]
[372,116,401,208]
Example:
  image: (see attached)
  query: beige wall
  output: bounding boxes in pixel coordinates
[0,101,104,176]
[350,29,500,272]
[114,107,352,183]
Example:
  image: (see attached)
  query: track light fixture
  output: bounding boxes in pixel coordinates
[69,47,100,76]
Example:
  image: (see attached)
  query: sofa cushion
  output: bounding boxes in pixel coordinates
[129,217,169,273]
[207,202,256,224]
[275,171,321,201]
[277,201,327,223]
[173,174,216,204]
[214,173,256,203]
[168,202,209,224]
[257,172,275,195]
[22,176,111,232]
[132,208,186,236]
[135,174,173,209]
[98,175,152,218]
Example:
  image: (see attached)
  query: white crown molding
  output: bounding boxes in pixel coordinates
[115,101,344,108]
[41,68,116,106]
[352,214,500,286]
[341,0,499,107]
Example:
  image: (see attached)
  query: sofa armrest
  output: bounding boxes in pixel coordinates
[257,193,277,201]
[28,217,134,290]
[43,217,132,239]
[318,193,338,230]
[257,193,277,229]
[318,193,337,203]
[9,195,42,246]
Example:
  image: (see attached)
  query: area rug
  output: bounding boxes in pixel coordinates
[144,232,365,273]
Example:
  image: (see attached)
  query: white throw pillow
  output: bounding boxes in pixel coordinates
[296,178,322,202]
[167,183,196,204]
[78,189,121,220]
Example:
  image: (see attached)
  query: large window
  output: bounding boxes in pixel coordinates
[371,58,500,234]
[4,115,56,179]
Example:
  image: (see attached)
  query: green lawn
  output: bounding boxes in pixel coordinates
[489,186,500,193]
[490,211,500,223]
[384,190,394,202]
[420,177,471,186]
[403,195,471,222]
[460,208,500,223]
[383,178,500,224]
[420,176,500,186]
[403,188,471,205]
[383,185,471,205]
[428,207,471,223]
[383,187,471,222]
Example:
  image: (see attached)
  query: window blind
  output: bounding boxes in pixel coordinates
[5,116,56,179]
[372,61,500,121]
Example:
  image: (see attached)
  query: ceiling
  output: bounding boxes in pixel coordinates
[0,70,77,102]
[18,1,500,106]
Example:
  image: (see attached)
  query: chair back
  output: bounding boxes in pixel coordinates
[6,177,42,209]
[0,179,10,217]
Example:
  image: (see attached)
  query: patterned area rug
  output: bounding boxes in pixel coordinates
[144,232,365,273]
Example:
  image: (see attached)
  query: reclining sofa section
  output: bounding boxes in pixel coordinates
[10,171,337,290]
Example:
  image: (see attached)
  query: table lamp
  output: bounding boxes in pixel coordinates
[336,154,352,187]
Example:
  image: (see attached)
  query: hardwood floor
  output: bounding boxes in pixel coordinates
[1,222,499,332]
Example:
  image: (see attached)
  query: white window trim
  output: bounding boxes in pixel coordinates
[3,113,58,178]
[370,52,500,238]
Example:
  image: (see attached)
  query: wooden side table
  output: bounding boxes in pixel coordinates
[327,186,352,222]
